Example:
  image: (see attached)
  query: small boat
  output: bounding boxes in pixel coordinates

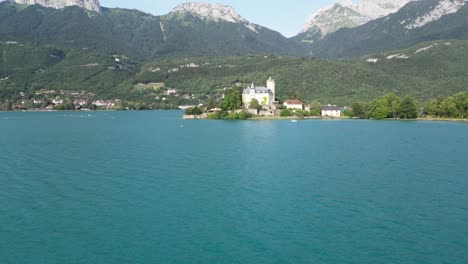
[291,120,298,123]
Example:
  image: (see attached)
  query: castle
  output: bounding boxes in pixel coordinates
[242,77,276,109]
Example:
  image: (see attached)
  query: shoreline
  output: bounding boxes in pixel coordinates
[182,114,468,123]
[1,111,466,123]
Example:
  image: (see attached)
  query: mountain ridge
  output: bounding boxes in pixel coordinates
[12,0,101,12]
[299,0,412,38]
[308,0,468,58]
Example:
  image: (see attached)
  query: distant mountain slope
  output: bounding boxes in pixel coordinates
[309,0,468,58]
[1,40,467,104]
[0,1,304,59]
[131,40,468,104]
[0,41,140,99]
[293,0,411,45]
[159,6,304,56]
[0,2,165,58]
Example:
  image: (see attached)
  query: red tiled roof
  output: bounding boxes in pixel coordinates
[284,100,302,105]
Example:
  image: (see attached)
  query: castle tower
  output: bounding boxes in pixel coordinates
[266,77,275,101]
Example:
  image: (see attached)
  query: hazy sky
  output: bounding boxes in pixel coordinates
[100,0,337,37]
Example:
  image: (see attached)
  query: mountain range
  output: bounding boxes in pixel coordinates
[307,0,468,57]
[294,0,412,45]
[0,0,467,59]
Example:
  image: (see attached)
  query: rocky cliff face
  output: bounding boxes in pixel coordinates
[300,0,412,37]
[12,0,101,12]
[170,2,258,33]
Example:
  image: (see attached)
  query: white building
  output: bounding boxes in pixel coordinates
[283,100,303,110]
[164,89,178,96]
[242,77,276,109]
[321,106,341,117]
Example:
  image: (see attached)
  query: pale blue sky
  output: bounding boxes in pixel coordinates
[100,0,337,37]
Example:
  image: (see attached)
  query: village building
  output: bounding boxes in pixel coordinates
[242,77,276,109]
[164,89,178,96]
[283,100,303,110]
[52,97,64,105]
[321,106,342,117]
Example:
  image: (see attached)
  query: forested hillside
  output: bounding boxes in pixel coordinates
[2,40,467,105]
[132,40,468,104]
[0,2,303,59]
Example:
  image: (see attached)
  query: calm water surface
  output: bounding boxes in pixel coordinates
[0,111,467,264]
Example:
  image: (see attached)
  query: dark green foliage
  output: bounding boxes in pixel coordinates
[399,96,418,119]
[0,42,140,100]
[348,92,468,119]
[249,98,261,111]
[207,110,227,119]
[308,101,322,116]
[342,109,353,117]
[185,106,203,115]
[276,105,286,110]
[383,93,400,119]
[205,97,217,111]
[207,110,252,120]
[133,40,468,105]
[424,92,468,118]
[351,102,369,118]
[369,98,390,120]
[280,109,293,117]
[221,89,242,111]
[238,110,253,120]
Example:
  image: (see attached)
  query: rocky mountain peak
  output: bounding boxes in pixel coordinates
[301,0,412,36]
[403,0,465,29]
[171,2,258,33]
[172,2,247,23]
[12,0,101,13]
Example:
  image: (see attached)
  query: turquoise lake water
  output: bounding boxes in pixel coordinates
[0,111,467,264]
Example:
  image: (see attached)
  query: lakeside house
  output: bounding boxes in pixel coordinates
[283,100,303,110]
[242,77,276,109]
[321,106,341,117]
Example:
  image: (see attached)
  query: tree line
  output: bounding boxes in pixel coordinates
[186,89,468,120]
[346,92,468,119]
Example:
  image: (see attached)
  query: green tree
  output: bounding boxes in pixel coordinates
[280,109,293,117]
[424,100,438,116]
[185,106,203,115]
[5,101,12,111]
[383,93,400,119]
[439,98,457,117]
[453,92,468,118]
[399,96,418,119]
[221,89,242,111]
[115,101,126,110]
[351,102,369,119]
[342,109,353,117]
[205,97,217,111]
[249,98,261,111]
[289,91,301,101]
[238,110,253,119]
[369,99,389,119]
[309,101,322,116]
